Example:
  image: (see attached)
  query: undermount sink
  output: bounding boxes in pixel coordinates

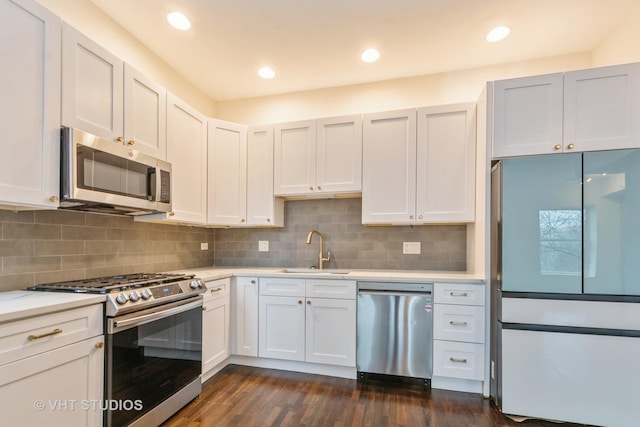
[281,268,351,275]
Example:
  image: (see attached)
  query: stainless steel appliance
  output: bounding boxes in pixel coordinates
[60,127,172,216]
[356,282,433,384]
[29,273,206,427]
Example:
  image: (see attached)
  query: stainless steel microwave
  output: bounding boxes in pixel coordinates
[60,127,171,216]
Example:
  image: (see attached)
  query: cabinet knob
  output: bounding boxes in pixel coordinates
[117,136,124,143]
[554,144,561,150]
[418,215,423,219]
[168,212,175,217]
[567,143,575,150]
[307,300,311,305]
[309,186,314,191]
[298,300,303,304]
[202,306,207,311]
[49,195,59,202]
[95,342,104,349]
[127,140,135,146]
[267,218,271,223]
[241,219,246,223]
[250,280,256,284]
[317,186,322,190]
[409,215,414,220]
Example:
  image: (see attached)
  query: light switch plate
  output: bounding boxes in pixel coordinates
[200,242,208,250]
[403,242,421,254]
[258,240,269,252]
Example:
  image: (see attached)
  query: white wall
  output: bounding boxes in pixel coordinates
[215,52,592,125]
[37,0,216,116]
[592,2,640,67]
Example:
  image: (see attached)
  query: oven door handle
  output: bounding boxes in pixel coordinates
[111,298,202,332]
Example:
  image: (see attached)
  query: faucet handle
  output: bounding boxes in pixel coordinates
[325,251,331,262]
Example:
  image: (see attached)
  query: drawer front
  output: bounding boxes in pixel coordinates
[434,282,485,306]
[0,304,103,365]
[203,278,230,302]
[434,304,485,343]
[433,340,484,380]
[305,279,356,300]
[259,277,305,297]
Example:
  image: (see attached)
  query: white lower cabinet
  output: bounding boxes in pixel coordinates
[0,304,104,427]
[258,278,356,367]
[202,278,230,376]
[432,282,485,386]
[231,277,259,357]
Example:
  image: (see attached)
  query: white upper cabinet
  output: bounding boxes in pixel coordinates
[247,125,284,226]
[362,109,417,224]
[62,23,167,159]
[123,64,167,159]
[416,103,476,223]
[492,63,640,158]
[208,119,248,226]
[164,93,208,224]
[274,115,362,197]
[0,0,61,209]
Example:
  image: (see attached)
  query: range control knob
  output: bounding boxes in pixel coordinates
[141,289,152,300]
[198,280,206,288]
[115,293,128,305]
[129,291,140,302]
[189,280,199,290]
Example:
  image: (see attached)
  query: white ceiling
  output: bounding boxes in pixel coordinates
[90,0,638,101]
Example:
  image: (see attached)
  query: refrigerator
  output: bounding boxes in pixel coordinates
[490,149,640,427]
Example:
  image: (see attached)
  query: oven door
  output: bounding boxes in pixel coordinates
[105,297,202,427]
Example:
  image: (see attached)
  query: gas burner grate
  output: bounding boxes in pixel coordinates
[27,272,194,294]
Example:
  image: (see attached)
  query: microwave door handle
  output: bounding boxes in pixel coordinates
[148,167,157,201]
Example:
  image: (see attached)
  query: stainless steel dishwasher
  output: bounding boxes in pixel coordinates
[357,282,433,384]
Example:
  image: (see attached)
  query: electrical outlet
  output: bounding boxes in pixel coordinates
[200,242,208,250]
[402,242,421,254]
[258,240,269,252]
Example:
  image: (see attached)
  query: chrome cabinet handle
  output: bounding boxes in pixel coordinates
[28,328,62,341]
[450,321,468,326]
[450,292,468,297]
[210,288,223,293]
[450,357,468,364]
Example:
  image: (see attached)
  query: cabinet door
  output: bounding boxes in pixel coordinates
[316,115,362,194]
[583,149,640,295]
[362,109,417,224]
[208,119,247,225]
[62,22,123,142]
[274,120,317,196]
[416,103,476,222]
[232,277,259,357]
[492,73,563,158]
[259,295,305,361]
[501,154,582,294]
[305,298,356,366]
[247,125,284,226]
[123,64,167,159]
[0,335,104,427]
[564,63,640,152]
[202,295,230,374]
[166,93,208,224]
[0,0,60,209]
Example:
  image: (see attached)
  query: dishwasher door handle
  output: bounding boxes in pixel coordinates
[358,290,432,297]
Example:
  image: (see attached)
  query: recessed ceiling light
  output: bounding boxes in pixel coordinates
[361,48,380,63]
[167,12,191,31]
[486,26,510,42]
[258,66,276,79]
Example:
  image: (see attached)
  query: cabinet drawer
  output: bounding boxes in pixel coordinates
[259,277,305,297]
[434,282,485,306]
[203,278,230,302]
[0,304,103,365]
[433,340,484,380]
[434,304,485,343]
[305,279,356,299]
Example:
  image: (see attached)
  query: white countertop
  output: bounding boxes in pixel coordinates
[171,266,485,283]
[0,291,105,324]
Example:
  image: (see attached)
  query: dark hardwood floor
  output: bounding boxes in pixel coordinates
[163,365,587,427]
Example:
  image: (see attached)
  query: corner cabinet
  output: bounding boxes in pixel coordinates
[274,115,362,197]
[62,23,167,159]
[0,304,104,427]
[0,0,61,209]
[492,62,640,158]
[362,104,476,225]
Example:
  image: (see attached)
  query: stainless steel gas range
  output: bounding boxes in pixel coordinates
[29,273,206,427]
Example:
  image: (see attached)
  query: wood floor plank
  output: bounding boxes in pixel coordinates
[162,365,588,427]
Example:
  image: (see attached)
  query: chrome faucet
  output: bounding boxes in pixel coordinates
[306,229,331,270]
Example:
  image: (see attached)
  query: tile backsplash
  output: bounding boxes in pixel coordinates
[0,210,215,292]
[215,199,467,271]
